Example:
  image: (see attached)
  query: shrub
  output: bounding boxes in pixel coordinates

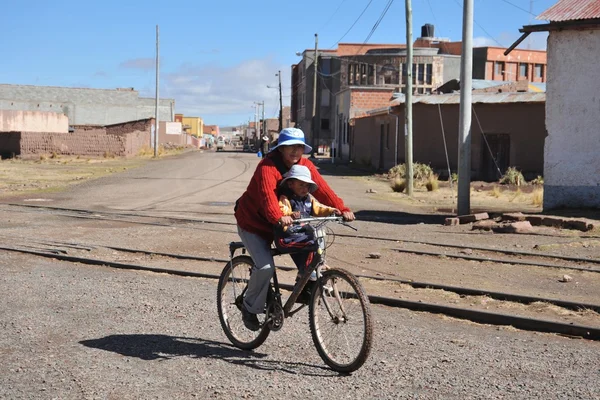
[450,173,458,183]
[530,175,544,186]
[426,175,439,192]
[388,162,434,187]
[391,178,406,193]
[499,167,525,186]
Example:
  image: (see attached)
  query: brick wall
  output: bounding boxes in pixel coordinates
[17,131,127,157]
[350,89,395,118]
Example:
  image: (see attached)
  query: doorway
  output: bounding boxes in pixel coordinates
[481,134,510,181]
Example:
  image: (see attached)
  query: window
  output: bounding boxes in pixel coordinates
[495,61,504,77]
[417,64,425,85]
[426,64,433,85]
[519,63,528,78]
[534,64,543,78]
[321,118,330,130]
[321,59,331,75]
[412,64,417,84]
[380,64,399,85]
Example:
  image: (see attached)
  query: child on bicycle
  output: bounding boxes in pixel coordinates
[275,164,341,303]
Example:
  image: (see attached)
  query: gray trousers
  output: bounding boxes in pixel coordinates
[237,226,275,314]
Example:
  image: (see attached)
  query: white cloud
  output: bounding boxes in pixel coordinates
[162,58,290,120]
[119,58,156,71]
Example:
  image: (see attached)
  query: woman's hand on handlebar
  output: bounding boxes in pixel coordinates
[279,215,294,226]
[342,210,355,222]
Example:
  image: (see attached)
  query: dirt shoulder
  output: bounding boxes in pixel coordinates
[0,149,192,199]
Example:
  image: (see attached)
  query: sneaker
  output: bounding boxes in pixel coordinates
[241,305,260,332]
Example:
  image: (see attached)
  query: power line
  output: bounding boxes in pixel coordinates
[499,0,537,16]
[317,0,347,34]
[364,0,394,43]
[330,0,374,48]
[452,0,505,47]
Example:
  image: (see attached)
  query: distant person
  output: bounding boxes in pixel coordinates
[260,135,269,159]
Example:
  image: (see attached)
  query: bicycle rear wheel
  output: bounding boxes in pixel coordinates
[309,268,373,373]
[217,255,270,350]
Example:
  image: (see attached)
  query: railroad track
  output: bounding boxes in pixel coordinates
[1,235,599,341]
[4,203,600,272]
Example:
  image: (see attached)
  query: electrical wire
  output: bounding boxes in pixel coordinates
[499,0,537,16]
[330,0,374,48]
[317,0,347,34]
[451,0,505,47]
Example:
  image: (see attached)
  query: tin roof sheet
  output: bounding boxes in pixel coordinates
[537,0,600,22]
[390,92,545,106]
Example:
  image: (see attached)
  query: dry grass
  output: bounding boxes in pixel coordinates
[509,187,522,202]
[390,178,406,193]
[425,175,439,192]
[532,188,543,206]
[489,185,501,198]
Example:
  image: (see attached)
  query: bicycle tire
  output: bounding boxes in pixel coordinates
[309,268,373,373]
[216,255,270,350]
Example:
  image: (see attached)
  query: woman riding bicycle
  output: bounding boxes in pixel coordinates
[234,127,354,331]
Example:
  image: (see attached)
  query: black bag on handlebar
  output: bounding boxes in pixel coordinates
[273,223,318,254]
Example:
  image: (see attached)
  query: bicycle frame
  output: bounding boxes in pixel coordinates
[228,216,353,324]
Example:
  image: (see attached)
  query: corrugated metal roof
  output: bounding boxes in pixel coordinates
[528,83,547,93]
[537,0,600,22]
[390,92,545,106]
[471,80,512,90]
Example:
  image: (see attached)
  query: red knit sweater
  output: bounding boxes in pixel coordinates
[235,154,350,241]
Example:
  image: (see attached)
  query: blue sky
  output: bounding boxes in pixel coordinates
[1,0,556,127]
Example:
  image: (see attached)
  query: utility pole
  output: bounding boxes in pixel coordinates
[261,100,265,140]
[277,70,283,132]
[405,0,414,195]
[154,25,160,158]
[312,33,319,156]
[457,0,474,215]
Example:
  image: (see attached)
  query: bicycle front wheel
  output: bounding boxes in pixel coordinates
[216,255,270,350]
[309,268,373,373]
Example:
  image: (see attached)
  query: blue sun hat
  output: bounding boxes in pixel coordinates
[270,127,312,154]
[279,164,318,193]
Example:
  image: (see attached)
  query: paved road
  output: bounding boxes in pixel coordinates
[2,149,600,398]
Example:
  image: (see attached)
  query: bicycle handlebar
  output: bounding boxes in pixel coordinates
[290,216,358,231]
[292,216,343,224]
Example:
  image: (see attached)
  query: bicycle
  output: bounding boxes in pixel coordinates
[217,216,373,373]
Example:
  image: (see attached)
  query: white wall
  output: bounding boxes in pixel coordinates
[544,28,600,209]
[0,110,68,133]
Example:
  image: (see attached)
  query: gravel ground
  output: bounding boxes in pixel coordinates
[2,251,600,400]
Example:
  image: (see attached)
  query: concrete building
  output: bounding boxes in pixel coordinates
[0,84,175,126]
[512,0,600,209]
[0,110,68,133]
[182,116,204,137]
[291,30,463,160]
[352,92,546,180]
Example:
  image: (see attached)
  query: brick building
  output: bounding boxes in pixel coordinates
[352,92,546,180]
[291,24,548,161]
